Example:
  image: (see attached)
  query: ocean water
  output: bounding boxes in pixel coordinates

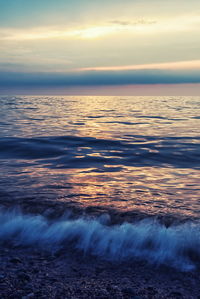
[0,95,200,270]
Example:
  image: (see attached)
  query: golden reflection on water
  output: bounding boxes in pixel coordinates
[12,163,200,218]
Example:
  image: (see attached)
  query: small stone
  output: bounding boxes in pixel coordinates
[22,293,34,299]
[121,277,130,284]
[97,288,109,298]
[17,271,31,281]
[122,287,136,296]
[147,286,157,294]
[169,291,182,297]
[24,283,33,291]
[108,285,120,292]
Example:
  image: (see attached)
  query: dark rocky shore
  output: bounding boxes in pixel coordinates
[1,245,200,299]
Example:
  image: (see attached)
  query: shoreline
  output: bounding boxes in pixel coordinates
[1,201,200,298]
[1,246,200,298]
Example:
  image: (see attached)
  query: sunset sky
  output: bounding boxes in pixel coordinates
[0,0,200,95]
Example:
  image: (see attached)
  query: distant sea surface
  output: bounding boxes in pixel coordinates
[0,95,199,218]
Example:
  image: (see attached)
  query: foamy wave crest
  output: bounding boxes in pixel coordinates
[0,209,200,271]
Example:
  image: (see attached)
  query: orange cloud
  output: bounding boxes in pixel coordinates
[76,60,200,72]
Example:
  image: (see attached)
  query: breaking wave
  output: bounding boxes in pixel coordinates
[1,209,200,271]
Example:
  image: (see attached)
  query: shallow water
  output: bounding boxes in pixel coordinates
[0,95,200,218]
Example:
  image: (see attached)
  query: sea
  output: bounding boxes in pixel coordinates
[0,95,200,271]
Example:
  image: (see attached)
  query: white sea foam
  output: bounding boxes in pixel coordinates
[0,209,200,271]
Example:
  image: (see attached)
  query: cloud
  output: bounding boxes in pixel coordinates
[1,68,200,89]
[0,14,199,41]
[76,60,200,72]
[109,19,157,26]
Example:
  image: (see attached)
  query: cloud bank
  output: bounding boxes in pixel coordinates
[1,69,200,89]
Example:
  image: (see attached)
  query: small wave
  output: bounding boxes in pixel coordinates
[0,135,199,169]
[1,209,200,271]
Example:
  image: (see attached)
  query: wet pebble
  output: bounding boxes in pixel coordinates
[22,293,35,299]
[122,287,136,296]
[17,271,31,282]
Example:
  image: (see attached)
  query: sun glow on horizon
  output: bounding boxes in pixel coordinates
[74,60,200,72]
[1,14,200,41]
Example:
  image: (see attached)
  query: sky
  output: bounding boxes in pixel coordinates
[0,0,200,95]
